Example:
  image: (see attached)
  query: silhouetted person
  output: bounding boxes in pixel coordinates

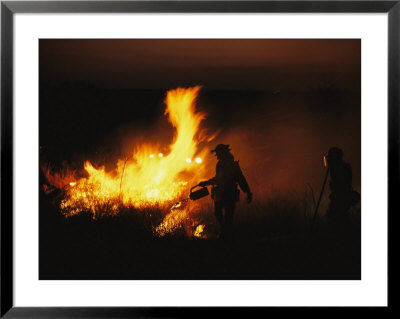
[326,147,356,233]
[198,144,252,238]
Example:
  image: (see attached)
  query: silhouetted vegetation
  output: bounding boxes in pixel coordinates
[40,186,360,280]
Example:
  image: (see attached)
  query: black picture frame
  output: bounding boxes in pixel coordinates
[1,0,396,317]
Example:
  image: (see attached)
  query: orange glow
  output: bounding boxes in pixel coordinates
[42,86,214,236]
[193,224,205,238]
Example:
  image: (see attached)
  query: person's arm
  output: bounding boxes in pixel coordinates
[235,162,252,203]
[345,162,352,191]
[198,162,220,187]
[198,177,216,187]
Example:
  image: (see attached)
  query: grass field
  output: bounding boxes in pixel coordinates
[39,187,361,280]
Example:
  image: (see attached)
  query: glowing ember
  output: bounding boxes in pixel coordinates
[42,86,215,236]
[193,224,205,238]
[154,208,189,236]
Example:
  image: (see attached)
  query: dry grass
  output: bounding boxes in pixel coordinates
[47,184,361,241]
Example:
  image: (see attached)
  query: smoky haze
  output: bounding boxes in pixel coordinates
[197,91,360,203]
[40,39,360,92]
[39,39,362,281]
[40,39,361,208]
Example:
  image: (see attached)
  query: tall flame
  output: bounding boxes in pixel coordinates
[43,86,212,225]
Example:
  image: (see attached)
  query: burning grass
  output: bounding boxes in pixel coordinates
[41,86,218,236]
[40,85,361,240]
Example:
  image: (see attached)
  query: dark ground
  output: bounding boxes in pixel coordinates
[39,189,361,280]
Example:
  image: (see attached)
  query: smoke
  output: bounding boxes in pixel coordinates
[40,87,360,220]
[203,91,361,206]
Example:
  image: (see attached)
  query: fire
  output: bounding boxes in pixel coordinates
[193,224,205,238]
[42,86,214,236]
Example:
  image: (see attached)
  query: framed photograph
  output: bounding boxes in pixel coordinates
[1,0,395,316]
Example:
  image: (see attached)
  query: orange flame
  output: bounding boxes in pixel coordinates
[42,86,215,235]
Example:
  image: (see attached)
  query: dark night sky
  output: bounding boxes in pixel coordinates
[39,39,361,196]
[40,39,360,91]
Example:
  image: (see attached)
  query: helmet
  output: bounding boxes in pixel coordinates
[327,147,343,160]
[211,144,231,155]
